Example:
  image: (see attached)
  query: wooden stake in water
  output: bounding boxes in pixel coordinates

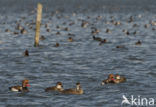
[34,3,43,47]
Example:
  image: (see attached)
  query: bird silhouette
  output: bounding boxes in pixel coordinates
[121,95,131,105]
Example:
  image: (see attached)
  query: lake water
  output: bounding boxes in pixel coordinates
[0,0,156,106]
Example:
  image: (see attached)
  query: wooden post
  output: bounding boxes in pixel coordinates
[34,3,43,47]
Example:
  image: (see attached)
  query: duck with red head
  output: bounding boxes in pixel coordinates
[114,74,126,83]
[101,74,115,85]
[45,82,64,92]
[62,82,83,95]
[9,80,30,92]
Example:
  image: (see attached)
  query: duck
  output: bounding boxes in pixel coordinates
[5,29,11,32]
[46,29,50,32]
[92,36,102,41]
[91,29,100,35]
[101,74,115,85]
[9,80,30,92]
[116,45,126,49]
[68,37,73,42]
[13,32,19,35]
[40,35,46,40]
[81,21,89,28]
[16,24,23,30]
[45,82,64,92]
[54,43,60,47]
[64,27,69,31]
[114,74,126,83]
[135,40,141,45]
[56,31,61,35]
[24,49,29,56]
[20,28,27,34]
[105,28,111,33]
[99,39,107,45]
[62,82,83,95]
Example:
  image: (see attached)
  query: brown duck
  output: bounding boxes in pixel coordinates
[62,82,83,95]
[45,82,64,92]
[113,74,126,83]
[101,74,115,85]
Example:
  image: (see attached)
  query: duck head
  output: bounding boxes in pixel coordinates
[108,74,115,81]
[22,80,30,87]
[115,74,121,80]
[76,82,81,90]
[56,82,63,89]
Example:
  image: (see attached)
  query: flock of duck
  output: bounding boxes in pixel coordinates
[4,11,156,49]
[4,10,155,96]
[9,74,126,95]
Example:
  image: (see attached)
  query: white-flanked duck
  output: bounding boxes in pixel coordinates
[9,80,30,92]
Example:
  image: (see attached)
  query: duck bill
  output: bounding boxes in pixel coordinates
[26,84,30,87]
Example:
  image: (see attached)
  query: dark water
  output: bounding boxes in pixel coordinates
[0,0,156,106]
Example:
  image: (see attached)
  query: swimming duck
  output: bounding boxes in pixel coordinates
[96,16,102,20]
[99,39,107,45]
[56,31,61,35]
[128,16,134,23]
[116,45,126,49]
[13,32,19,35]
[135,40,141,45]
[5,29,11,32]
[92,36,102,41]
[105,28,111,33]
[101,74,115,85]
[91,29,100,35]
[9,80,30,92]
[81,21,89,28]
[54,43,60,47]
[40,35,46,40]
[62,82,83,95]
[114,74,126,83]
[20,28,27,34]
[24,50,29,56]
[45,23,48,28]
[68,37,73,42]
[64,27,69,31]
[45,82,64,92]
[16,24,23,30]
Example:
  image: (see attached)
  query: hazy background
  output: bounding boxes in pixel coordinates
[0,0,156,13]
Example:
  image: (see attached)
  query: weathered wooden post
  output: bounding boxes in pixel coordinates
[34,3,43,47]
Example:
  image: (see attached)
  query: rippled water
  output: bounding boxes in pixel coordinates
[0,0,156,106]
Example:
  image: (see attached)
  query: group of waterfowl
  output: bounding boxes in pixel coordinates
[9,74,126,95]
[101,74,126,85]
[4,10,154,97]
[45,82,83,95]
[4,12,155,48]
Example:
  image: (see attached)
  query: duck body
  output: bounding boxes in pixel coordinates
[45,82,64,92]
[62,82,83,95]
[9,86,29,92]
[101,74,115,85]
[101,74,127,85]
[62,88,83,95]
[114,75,126,83]
[9,86,22,92]
[9,80,30,92]
[45,86,63,92]
[101,79,115,85]
[93,36,102,41]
